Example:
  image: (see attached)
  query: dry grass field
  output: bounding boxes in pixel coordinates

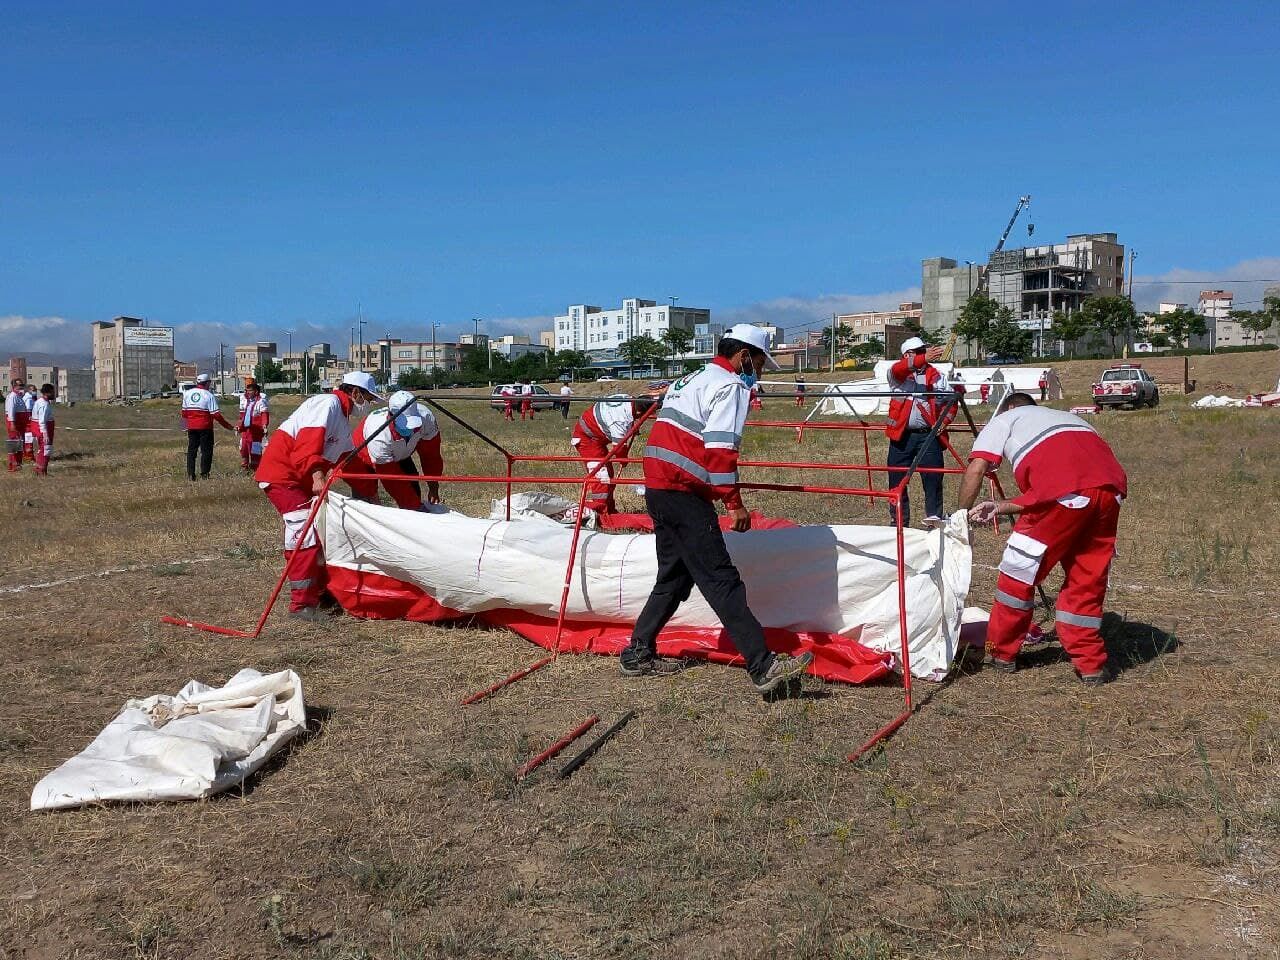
[2,353,1279,960]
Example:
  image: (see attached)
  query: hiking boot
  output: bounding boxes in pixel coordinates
[1078,664,1117,686]
[984,655,1018,674]
[619,654,683,677]
[752,651,815,694]
[287,606,334,623]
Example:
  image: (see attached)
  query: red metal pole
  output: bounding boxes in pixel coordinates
[460,655,554,706]
[515,714,599,779]
[861,420,874,507]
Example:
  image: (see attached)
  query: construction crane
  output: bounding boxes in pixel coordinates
[940,194,1032,362]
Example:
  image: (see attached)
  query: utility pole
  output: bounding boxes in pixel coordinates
[303,349,309,396]
[430,321,442,386]
[285,331,294,388]
[472,317,491,384]
[357,305,367,373]
[830,313,836,373]
[217,343,226,394]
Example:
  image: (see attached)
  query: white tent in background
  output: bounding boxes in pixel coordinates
[814,363,1061,418]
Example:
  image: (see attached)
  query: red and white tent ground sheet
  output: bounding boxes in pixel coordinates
[322,494,973,684]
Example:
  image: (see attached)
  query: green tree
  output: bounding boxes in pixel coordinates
[1048,309,1091,359]
[902,317,944,348]
[618,335,665,376]
[819,323,854,361]
[372,368,393,387]
[984,307,1033,361]
[396,367,432,389]
[1079,296,1139,356]
[660,326,695,375]
[851,337,885,364]
[952,294,998,357]
[254,359,285,383]
[1233,307,1277,345]
[1156,308,1207,350]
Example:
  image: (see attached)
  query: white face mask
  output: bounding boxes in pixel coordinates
[352,396,370,415]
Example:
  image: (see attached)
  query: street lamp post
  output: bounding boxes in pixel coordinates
[472,317,491,384]
[430,321,442,386]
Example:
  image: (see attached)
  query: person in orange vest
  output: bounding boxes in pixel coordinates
[622,325,814,694]
[519,380,535,420]
[5,379,29,472]
[255,371,382,621]
[30,384,56,476]
[180,374,235,480]
[570,392,661,517]
[236,380,271,471]
[958,392,1128,683]
[884,337,961,528]
[348,391,445,510]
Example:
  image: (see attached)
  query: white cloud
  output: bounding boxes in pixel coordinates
[1132,257,1280,311]
[0,315,84,358]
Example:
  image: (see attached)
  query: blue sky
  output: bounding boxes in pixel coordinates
[3,1,1279,362]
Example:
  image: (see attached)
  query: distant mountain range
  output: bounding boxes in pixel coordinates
[2,351,94,369]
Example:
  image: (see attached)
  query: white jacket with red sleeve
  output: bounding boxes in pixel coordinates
[642,357,750,509]
[254,390,355,488]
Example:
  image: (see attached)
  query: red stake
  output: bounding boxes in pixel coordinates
[460,655,553,706]
[515,714,599,779]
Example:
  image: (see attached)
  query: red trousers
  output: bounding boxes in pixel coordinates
[520,398,534,420]
[7,414,28,471]
[987,486,1121,675]
[503,399,514,420]
[263,484,326,611]
[346,455,423,510]
[33,422,53,475]
[794,394,805,407]
[239,426,265,469]
[570,433,617,513]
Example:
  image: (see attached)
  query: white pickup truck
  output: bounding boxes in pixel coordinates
[1091,364,1160,409]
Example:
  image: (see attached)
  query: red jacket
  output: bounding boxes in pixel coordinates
[885,360,960,442]
[255,390,355,488]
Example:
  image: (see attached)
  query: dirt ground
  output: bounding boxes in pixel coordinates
[2,353,1278,959]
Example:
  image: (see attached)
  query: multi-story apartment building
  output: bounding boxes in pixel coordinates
[837,302,922,345]
[234,342,277,385]
[91,317,175,398]
[552,298,709,356]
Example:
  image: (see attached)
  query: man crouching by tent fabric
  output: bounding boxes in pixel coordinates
[255,372,382,622]
[957,392,1128,684]
[348,390,445,511]
[621,324,814,696]
[570,391,662,520]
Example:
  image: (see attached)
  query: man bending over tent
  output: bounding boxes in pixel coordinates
[255,372,382,622]
[957,392,1128,684]
[570,391,661,518]
[348,390,445,511]
[621,324,814,696]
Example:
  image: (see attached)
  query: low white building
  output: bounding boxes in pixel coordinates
[553,298,710,355]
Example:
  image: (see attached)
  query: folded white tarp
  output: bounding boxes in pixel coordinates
[322,494,972,679]
[31,668,305,811]
[1192,394,1247,408]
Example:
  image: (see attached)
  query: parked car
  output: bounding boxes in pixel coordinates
[596,376,618,383]
[489,384,556,410]
[1091,364,1159,409]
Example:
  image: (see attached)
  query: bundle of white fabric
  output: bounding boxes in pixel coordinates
[31,668,305,811]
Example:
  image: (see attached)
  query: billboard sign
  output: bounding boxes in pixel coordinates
[123,327,174,348]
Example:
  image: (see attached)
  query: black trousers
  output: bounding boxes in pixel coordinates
[560,399,571,419]
[886,429,944,525]
[626,489,772,679]
[186,428,214,479]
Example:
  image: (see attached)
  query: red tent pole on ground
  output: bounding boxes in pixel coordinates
[515,714,599,779]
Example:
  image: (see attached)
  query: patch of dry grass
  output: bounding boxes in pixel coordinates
[1,362,1279,959]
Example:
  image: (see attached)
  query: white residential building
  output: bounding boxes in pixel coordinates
[1198,289,1233,348]
[553,298,710,355]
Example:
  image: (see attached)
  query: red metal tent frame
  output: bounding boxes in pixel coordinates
[162,390,1003,761]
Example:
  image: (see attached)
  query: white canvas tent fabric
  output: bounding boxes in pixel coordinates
[321,494,973,679]
[813,363,1059,418]
[31,669,306,811]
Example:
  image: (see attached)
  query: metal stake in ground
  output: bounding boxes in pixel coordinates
[558,710,636,779]
[515,714,599,780]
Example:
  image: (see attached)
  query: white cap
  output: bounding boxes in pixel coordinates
[195,373,211,383]
[387,390,424,431]
[901,337,926,353]
[723,323,781,371]
[340,371,383,400]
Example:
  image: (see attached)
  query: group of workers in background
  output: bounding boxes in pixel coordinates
[5,378,56,475]
[160,325,1127,687]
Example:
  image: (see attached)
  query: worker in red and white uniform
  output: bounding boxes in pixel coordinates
[180,374,235,480]
[958,392,1128,684]
[623,324,814,695]
[570,392,661,516]
[22,385,37,461]
[1038,375,1048,401]
[5,379,29,472]
[519,380,535,420]
[236,380,270,471]
[500,384,515,421]
[884,336,962,528]
[30,384,56,476]
[347,390,444,510]
[255,371,382,621]
[794,374,806,407]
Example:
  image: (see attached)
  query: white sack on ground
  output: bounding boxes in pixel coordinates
[322,494,972,678]
[31,669,306,811]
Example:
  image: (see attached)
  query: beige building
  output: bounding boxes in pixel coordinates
[837,302,922,345]
[538,330,555,349]
[234,342,277,386]
[58,367,95,403]
[92,317,176,398]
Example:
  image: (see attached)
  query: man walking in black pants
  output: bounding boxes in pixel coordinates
[180,373,234,479]
[622,325,814,695]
